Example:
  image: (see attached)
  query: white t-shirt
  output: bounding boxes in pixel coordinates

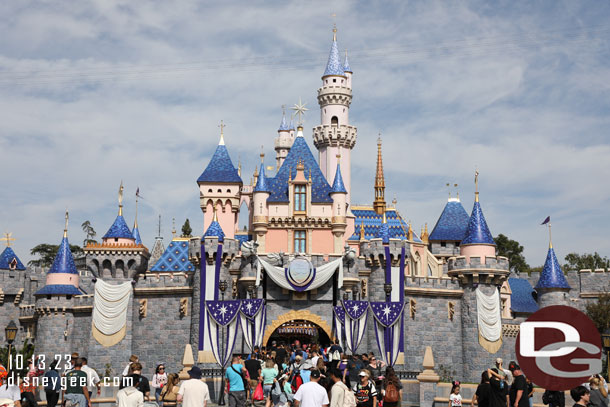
[117,386,144,407]
[502,369,514,386]
[81,365,100,394]
[0,384,21,401]
[178,379,211,407]
[294,381,329,407]
[450,393,462,407]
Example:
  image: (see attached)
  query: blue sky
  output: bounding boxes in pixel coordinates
[0,0,609,267]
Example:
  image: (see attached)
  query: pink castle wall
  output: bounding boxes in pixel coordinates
[311,230,334,254]
[460,244,496,263]
[266,229,288,253]
[46,273,79,287]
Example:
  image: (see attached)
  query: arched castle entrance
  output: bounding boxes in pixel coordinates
[263,310,333,346]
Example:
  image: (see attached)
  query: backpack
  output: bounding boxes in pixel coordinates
[339,383,357,407]
[330,350,341,362]
[384,383,399,403]
[290,369,303,393]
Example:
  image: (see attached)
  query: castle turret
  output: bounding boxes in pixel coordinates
[275,108,294,170]
[330,156,348,253]
[535,223,571,308]
[313,27,357,205]
[197,125,242,239]
[459,173,496,262]
[252,158,270,252]
[429,194,470,259]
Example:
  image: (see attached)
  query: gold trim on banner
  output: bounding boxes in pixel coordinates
[478,331,502,354]
[92,323,126,347]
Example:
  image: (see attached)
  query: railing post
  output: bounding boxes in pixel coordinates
[416,346,440,407]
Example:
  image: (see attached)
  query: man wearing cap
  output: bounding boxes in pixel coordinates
[353,370,377,407]
[177,366,210,407]
[508,365,529,407]
[293,369,329,407]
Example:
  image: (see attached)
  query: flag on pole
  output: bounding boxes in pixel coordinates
[541,216,550,225]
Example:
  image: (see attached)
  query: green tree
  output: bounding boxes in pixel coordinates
[585,292,610,332]
[0,338,35,377]
[81,220,97,247]
[181,218,192,237]
[564,252,610,272]
[28,243,83,268]
[494,234,530,274]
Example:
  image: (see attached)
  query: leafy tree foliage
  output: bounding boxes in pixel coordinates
[585,292,610,332]
[0,339,35,376]
[182,218,192,237]
[564,252,610,272]
[494,234,530,274]
[28,243,83,268]
[81,220,97,247]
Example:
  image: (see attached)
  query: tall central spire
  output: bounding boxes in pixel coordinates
[373,135,386,215]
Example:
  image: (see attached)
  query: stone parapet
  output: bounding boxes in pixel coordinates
[317,85,352,106]
[312,124,357,149]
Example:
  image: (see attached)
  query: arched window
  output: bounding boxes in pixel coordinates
[331,116,338,126]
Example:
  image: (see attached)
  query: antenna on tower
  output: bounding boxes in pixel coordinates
[158,215,162,237]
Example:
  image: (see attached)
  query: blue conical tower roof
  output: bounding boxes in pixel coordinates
[461,200,495,245]
[132,224,142,245]
[203,212,225,242]
[0,246,26,270]
[197,136,242,184]
[289,117,295,131]
[254,163,269,193]
[429,198,470,241]
[343,50,352,73]
[103,215,135,239]
[331,163,347,194]
[323,30,346,78]
[536,246,571,290]
[48,236,79,275]
[278,111,290,131]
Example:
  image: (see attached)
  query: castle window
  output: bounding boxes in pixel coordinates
[208,189,212,193]
[294,185,306,212]
[294,230,306,253]
[217,189,222,193]
[441,242,446,248]
[331,116,338,126]
[333,78,336,83]
[227,189,231,193]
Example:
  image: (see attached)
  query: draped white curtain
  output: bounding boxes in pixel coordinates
[92,279,132,335]
[240,307,266,353]
[256,256,343,291]
[476,287,502,342]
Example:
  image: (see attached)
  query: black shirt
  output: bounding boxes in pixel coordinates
[509,376,529,407]
[245,359,261,380]
[137,375,150,395]
[475,382,492,407]
[490,378,507,407]
[276,348,288,365]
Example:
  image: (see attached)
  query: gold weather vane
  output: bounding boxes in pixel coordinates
[172,217,176,238]
[64,210,69,238]
[291,98,308,127]
[118,181,124,215]
[218,120,226,145]
[1,232,15,247]
[474,169,480,202]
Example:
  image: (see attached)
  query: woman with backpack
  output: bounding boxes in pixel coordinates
[382,367,402,407]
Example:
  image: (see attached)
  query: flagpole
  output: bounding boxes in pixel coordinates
[548,221,552,248]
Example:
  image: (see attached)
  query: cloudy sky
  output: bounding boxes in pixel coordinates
[1,0,609,267]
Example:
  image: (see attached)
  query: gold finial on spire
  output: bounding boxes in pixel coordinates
[118,181,124,216]
[332,17,337,41]
[446,183,451,199]
[218,120,226,145]
[172,217,176,238]
[238,157,242,177]
[134,187,139,228]
[455,183,459,201]
[474,168,479,202]
[64,210,69,238]
[421,223,429,244]
[260,145,265,163]
[213,207,219,223]
[382,211,387,224]
[360,220,365,241]
[1,232,15,247]
[407,222,413,241]
[374,133,386,215]
[548,220,553,249]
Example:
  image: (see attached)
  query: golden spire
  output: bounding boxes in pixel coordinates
[382,211,387,224]
[260,146,265,163]
[308,168,312,182]
[1,232,15,247]
[64,210,69,238]
[474,169,479,203]
[373,134,386,215]
[333,23,337,41]
[238,157,242,177]
[218,120,225,145]
[359,220,365,241]
[408,222,413,241]
[118,181,124,216]
[213,208,219,223]
[422,223,429,244]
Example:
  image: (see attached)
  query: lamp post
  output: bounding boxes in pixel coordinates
[384,284,392,302]
[217,280,228,406]
[602,327,610,381]
[5,320,17,369]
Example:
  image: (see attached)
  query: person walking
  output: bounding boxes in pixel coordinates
[177,366,210,407]
[245,352,262,397]
[488,368,508,407]
[116,374,143,407]
[129,363,150,401]
[293,370,329,407]
[570,386,590,407]
[43,360,61,407]
[473,371,491,407]
[63,358,92,407]
[353,370,377,407]
[151,364,168,403]
[80,358,101,400]
[226,355,248,407]
[262,359,279,407]
[449,383,462,407]
[381,367,402,407]
[329,369,350,407]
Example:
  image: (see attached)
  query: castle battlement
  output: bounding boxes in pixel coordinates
[447,255,509,271]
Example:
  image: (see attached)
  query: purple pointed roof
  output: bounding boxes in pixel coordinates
[254,163,269,193]
[461,201,495,245]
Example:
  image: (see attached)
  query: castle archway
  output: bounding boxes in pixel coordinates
[263,310,333,347]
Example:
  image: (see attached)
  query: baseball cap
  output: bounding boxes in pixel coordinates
[359,371,369,377]
[310,369,321,378]
[509,363,520,372]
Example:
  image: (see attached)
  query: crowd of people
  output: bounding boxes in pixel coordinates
[0,346,608,407]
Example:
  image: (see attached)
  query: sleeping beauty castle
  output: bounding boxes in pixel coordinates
[0,28,606,390]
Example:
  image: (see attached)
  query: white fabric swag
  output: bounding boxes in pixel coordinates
[256,256,344,291]
[476,287,502,342]
[240,307,266,353]
[92,279,132,335]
